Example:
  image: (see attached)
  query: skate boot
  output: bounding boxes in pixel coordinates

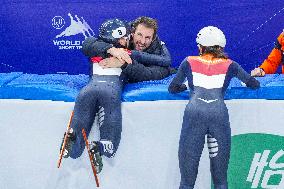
[60,128,76,158]
[89,141,103,174]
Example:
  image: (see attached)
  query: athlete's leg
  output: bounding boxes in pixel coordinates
[97,76,123,158]
[179,105,208,189]
[69,78,99,159]
[208,111,231,189]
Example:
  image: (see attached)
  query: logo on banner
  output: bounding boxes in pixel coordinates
[52,16,65,29]
[222,134,284,189]
[247,150,284,188]
[52,13,95,50]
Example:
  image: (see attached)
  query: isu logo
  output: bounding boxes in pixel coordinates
[52,13,95,50]
[52,16,65,29]
[54,13,94,39]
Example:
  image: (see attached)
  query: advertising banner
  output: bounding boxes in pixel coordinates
[228,134,284,189]
[1,1,284,74]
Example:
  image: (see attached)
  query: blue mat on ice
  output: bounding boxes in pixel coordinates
[0,72,284,102]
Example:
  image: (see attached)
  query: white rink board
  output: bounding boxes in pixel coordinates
[0,99,284,189]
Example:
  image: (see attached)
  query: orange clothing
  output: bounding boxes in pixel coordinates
[260,33,284,74]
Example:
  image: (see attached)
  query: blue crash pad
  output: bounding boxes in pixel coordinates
[0,72,284,102]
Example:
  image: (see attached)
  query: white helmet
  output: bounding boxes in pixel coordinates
[196,26,226,48]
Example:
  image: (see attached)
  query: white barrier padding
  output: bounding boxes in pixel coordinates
[1,99,284,189]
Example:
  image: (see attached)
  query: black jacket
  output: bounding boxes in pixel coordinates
[82,36,172,83]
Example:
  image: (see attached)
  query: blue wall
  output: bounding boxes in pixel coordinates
[1,0,284,74]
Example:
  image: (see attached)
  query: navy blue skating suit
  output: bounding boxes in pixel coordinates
[69,35,172,159]
[69,60,123,159]
[168,55,260,189]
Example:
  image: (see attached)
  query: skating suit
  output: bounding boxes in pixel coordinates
[168,56,259,189]
[70,63,123,158]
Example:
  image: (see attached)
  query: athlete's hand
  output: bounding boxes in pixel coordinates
[99,57,124,69]
[107,47,132,64]
[251,67,265,77]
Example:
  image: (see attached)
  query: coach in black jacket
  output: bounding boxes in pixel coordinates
[82,16,172,83]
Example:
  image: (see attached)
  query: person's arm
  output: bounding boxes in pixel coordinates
[82,37,132,69]
[130,43,171,67]
[121,60,169,83]
[168,59,189,93]
[252,33,284,75]
[106,47,132,64]
[81,37,113,58]
[98,57,125,69]
[231,62,260,89]
[259,48,282,74]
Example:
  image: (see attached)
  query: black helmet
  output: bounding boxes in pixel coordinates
[99,18,130,43]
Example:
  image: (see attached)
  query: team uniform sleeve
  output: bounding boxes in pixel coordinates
[121,60,170,83]
[259,33,284,74]
[130,43,171,67]
[81,37,113,58]
[231,61,260,89]
[168,59,189,93]
[259,49,282,74]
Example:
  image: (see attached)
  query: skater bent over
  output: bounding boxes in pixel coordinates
[60,19,130,173]
[169,26,260,189]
